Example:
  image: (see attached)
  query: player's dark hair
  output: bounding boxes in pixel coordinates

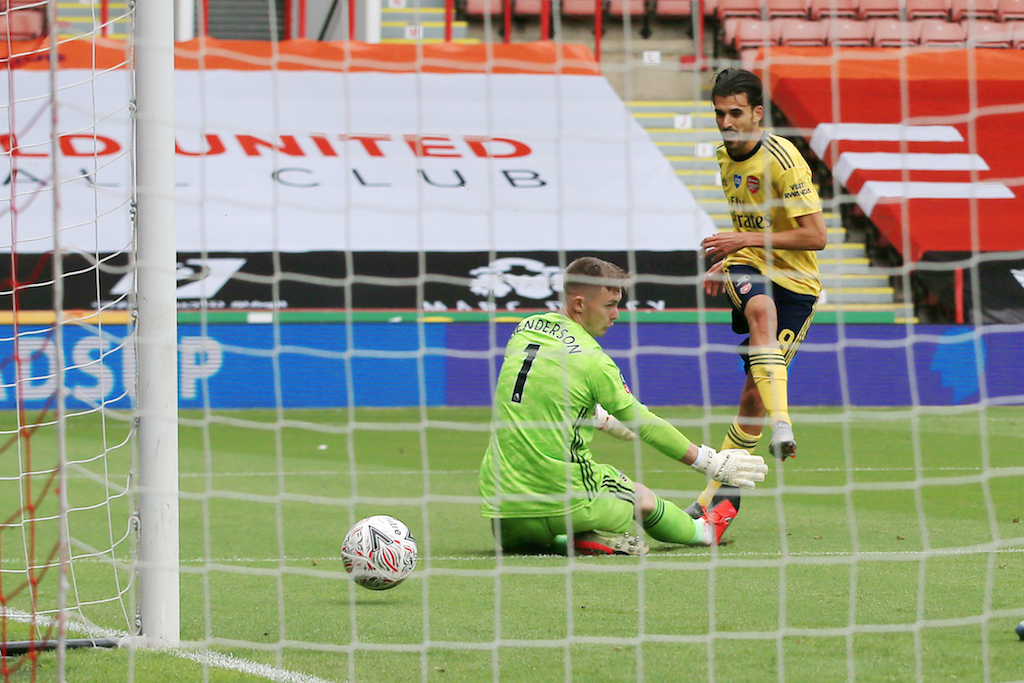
[563,257,628,297]
[711,68,763,109]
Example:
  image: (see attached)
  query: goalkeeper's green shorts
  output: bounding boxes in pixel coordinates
[492,464,636,552]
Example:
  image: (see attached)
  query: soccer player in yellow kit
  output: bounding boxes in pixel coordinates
[688,68,828,518]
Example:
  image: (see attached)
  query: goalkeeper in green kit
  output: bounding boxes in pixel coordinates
[479,257,769,555]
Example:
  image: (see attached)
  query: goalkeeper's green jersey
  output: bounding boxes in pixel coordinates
[479,311,639,519]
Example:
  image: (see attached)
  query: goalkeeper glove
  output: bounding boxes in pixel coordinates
[690,445,768,489]
[593,403,636,441]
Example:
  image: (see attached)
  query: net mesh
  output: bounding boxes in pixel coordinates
[1,1,1023,682]
[0,0,137,675]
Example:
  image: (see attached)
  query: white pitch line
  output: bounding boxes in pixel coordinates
[165,545,1023,565]
[0,609,338,683]
[173,649,337,683]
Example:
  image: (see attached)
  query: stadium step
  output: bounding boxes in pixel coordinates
[381,7,472,41]
[57,1,130,40]
[57,0,476,42]
[629,99,905,310]
[377,0,479,42]
[381,37,480,43]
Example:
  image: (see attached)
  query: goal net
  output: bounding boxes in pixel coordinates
[2,0,1023,681]
[0,1,138,674]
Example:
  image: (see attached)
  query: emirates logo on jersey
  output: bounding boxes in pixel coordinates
[747,175,760,194]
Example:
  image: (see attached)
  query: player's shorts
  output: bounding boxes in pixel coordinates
[723,264,818,373]
[492,464,637,552]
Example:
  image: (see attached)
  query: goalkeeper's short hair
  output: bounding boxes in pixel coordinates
[563,257,629,298]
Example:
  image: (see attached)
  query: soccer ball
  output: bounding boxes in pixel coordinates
[342,515,418,590]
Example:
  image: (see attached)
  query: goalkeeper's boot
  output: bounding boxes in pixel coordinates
[699,490,741,545]
[769,421,797,461]
[573,530,649,556]
[685,485,742,520]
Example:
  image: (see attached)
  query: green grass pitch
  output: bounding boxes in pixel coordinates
[3,406,1023,682]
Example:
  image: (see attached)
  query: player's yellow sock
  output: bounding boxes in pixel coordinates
[643,495,704,545]
[749,348,790,426]
[696,421,762,508]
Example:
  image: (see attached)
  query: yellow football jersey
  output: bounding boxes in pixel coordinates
[717,133,822,297]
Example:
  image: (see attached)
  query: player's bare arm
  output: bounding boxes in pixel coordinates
[701,211,828,262]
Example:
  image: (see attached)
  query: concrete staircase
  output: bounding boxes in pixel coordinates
[56,1,130,40]
[380,0,476,43]
[629,100,914,319]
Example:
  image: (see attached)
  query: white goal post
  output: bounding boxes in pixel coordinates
[133,0,180,647]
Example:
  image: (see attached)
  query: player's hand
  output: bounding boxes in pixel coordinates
[693,445,768,489]
[703,260,726,297]
[701,232,750,262]
[594,403,636,441]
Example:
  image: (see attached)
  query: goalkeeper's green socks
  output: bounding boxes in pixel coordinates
[695,421,762,509]
[551,534,568,556]
[749,347,790,426]
[642,494,705,545]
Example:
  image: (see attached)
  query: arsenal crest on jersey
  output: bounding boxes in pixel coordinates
[746,175,760,194]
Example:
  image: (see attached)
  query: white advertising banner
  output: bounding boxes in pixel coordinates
[2,67,714,254]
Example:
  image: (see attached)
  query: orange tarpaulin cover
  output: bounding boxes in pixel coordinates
[761,48,1024,260]
[1,37,601,74]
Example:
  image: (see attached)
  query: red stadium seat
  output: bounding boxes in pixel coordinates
[514,0,542,14]
[917,17,967,44]
[733,17,781,47]
[2,0,44,8]
[964,18,1013,46]
[857,0,903,18]
[777,16,826,42]
[811,0,858,18]
[655,0,694,15]
[609,0,646,13]
[997,0,1024,19]
[0,4,43,40]
[824,17,874,44]
[717,0,762,20]
[766,0,809,17]
[950,0,998,20]
[871,17,922,43]
[464,0,505,16]
[0,12,43,41]
[722,16,743,45]
[905,0,949,19]
[561,0,602,14]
